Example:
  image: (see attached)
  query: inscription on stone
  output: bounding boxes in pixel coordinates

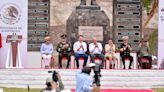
[28,0,50,51]
[79,26,103,41]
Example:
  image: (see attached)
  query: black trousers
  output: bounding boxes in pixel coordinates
[121,55,133,69]
[90,54,105,68]
[58,54,71,68]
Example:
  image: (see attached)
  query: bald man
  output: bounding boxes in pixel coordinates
[89,37,104,68]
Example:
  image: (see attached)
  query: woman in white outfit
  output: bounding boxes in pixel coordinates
[40,36,53,68]
[105,39,117,69]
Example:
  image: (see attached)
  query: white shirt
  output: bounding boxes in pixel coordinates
[89,42,103,54]
[73,41,87,54]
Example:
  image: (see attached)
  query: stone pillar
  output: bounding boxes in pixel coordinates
[113,0,142,51]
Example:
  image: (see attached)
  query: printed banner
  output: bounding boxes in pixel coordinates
[0,33,2,48]
[0,0,28,68]
[158,0,164,68]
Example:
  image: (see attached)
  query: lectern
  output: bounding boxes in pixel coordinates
[6,33,23,68]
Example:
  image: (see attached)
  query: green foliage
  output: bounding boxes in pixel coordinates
[142,0,152,13]
[148,30,157,55]
[3,88,164,92]
[154,88,164,92]
[3,88,41,92]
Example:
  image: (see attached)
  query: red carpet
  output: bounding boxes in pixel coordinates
[71,89,154,92]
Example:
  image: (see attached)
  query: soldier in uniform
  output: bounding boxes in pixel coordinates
[80,0,97,5]
[120,36,133,69]
[56,34,71,68]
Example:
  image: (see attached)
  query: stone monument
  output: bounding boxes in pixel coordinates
[28,0,50,51]
[80,0,97,5]
[113,0,142,51]
[66,0,110,45]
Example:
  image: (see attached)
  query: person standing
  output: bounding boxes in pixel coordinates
[76,66,99,92]
[89,37,104,68]
[73,35,88,68]
[40,36,53,68]
[120,36,133,69]
[56,34,71,68]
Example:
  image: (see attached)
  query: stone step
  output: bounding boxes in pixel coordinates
[0,81,164,89]
[0,84,158,89]
[0,76,164,81]
[0,69,164,75]
[0,69,164,89]
[0,79,164,84]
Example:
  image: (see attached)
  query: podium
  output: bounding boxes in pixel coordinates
[5,34,23,68]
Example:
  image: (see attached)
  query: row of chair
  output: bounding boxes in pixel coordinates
[41,52,141,69]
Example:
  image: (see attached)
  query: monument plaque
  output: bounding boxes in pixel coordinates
[28,0,50,51]
[79,26,103,41]
[113,0,142,51]
[67,0,110,45]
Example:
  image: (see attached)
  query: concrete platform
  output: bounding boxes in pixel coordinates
[0,69,164,89]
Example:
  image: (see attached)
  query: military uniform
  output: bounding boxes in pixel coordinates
[56,35,71,68]
[120,43,133,69]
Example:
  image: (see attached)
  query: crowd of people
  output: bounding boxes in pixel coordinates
[40,34,152,69]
